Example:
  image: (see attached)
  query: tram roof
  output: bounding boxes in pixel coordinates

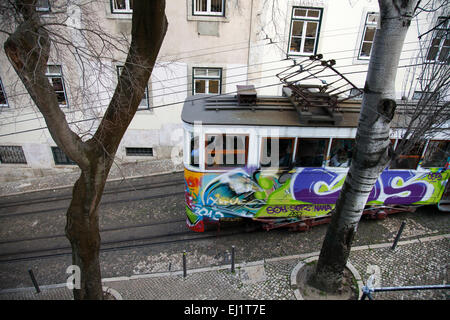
[181,93,362,128]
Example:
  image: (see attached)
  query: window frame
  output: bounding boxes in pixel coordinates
[192,67,222,95]
[425,16,449,64]
[287,7,323,56]
[358,12,379,60]
[205,133,249,170]
[45,65,69,107]
[116,65,150,110]
[0,146,27,164]
[51,146,76,165]
[125,147,154,157]
[193,0,225,17]
[0,77,9,108]
[111,0,133,14]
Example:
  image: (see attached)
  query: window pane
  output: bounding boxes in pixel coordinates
[305,22,317,37]
[307,9,320,18]
[194,68,207,76]
[304,38,316,53]
[291,21,304,36]
[211,0,222,12]
[422,141,450,168]
[0,79,7,105]
[47,65,61,74]
[438,38,449,62]
[51,77,63,91]
[290,37,302,52]
[206,134,248,168]
[294,9,307,17]
[207,69,220,77]
[195,80,206,94]
[390,140,425,169]
[367,14,378,24]
[295,139,328,167]
[190,134,199,167]
[208,80,220,94]
[261,138,294,168]
[329,139,355,168]
[364,26,376,41]
[360,42,373,57]
[114,0,126,9]
[55,92,67,105]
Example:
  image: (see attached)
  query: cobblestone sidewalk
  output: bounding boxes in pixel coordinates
[1,235,448,300]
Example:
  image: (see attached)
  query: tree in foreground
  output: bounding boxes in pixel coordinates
[3,0,168,299]
[309,0,422,293]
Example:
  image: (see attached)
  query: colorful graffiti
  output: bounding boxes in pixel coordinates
[184,167,449,231]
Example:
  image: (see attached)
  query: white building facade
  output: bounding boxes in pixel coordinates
[0,0,446,182]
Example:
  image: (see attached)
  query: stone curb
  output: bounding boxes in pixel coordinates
[290,256,363,300]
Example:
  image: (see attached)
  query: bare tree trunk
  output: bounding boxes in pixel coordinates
[4,0,168,299]
[309,0,419,293]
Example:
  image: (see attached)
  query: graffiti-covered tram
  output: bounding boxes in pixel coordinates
[181,88,450,232]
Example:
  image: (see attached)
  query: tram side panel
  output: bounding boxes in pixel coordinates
[184,166,450,232]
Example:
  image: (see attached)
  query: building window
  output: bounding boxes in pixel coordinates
[117,66,150,110]
[288,7,323,56]
[0,77,8,107]
[295,138,329,167]
[0,146,27,164]
[260,137,295,168]
[193,0,225,16]
[45,65,68,107]
[51,146,76,165]
[193,67,222,95]
[126,147,153,156]
[206,134,249,169]
[36,0,50,12]
[412,91,438,101]
[358,12,379,59]
[426,17,449,63]
[111,0,133,13]
[421,140,450,168]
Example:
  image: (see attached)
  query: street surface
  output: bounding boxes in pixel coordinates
[0,171,449,292]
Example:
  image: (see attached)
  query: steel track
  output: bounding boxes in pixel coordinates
[0,223,254,264]
[0,178,185,209]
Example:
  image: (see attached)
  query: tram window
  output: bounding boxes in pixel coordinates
[422,141,450,168]
[390,140,425,169]
[260,137,295,168]
[190,133,199,167]
[205,134,249,169]
[329,139,355,168]
[295,138,329,167]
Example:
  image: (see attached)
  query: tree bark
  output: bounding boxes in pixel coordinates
[309,0,419,293]
[4,0,168,299]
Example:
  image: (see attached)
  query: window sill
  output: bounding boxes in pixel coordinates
[187,13,229,23]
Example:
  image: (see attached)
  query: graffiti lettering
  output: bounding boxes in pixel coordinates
[194,207,224,221]
[266,204,333,215]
